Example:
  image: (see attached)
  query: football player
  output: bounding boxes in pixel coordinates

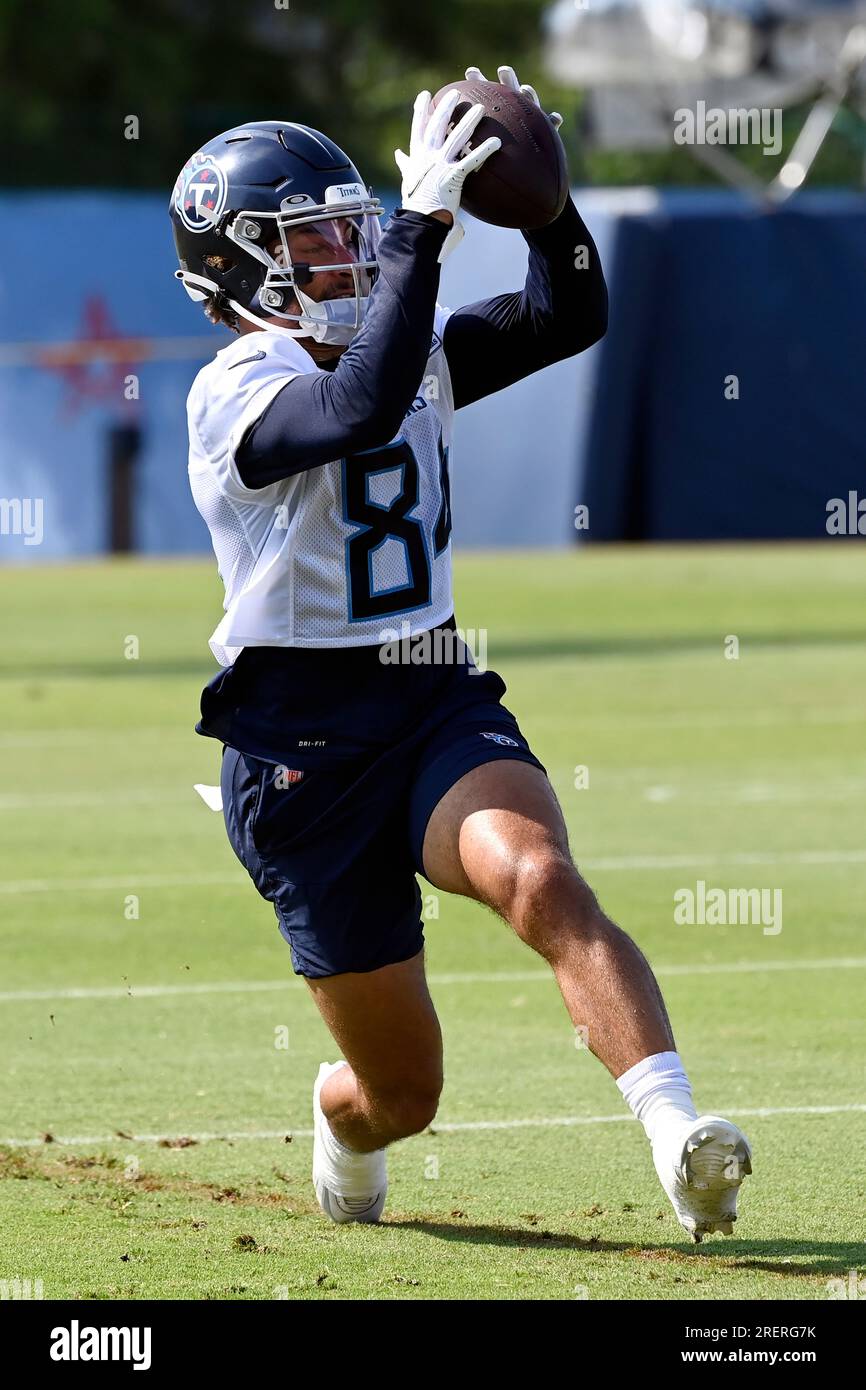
[170,66,751,1239]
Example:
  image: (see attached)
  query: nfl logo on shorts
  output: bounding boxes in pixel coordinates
[275,765,305,787]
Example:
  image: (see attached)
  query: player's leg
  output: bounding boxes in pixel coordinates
[418,757,752,1240]
[421,759,674,1078]
[221,741,446,1222]
[304,948,443,1224]
[305,947,443,1153]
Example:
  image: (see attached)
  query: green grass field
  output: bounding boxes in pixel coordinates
[2,544,865,1301]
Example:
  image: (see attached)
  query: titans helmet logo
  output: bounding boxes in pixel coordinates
[174,153,228,234]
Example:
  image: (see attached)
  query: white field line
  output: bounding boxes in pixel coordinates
[2,782,866,813]
[583,849,866,871]
[0,706,864,751]
[636,781,866,805]
[0,872,244,895]
[1,847,864,896]
[1,956,865,1004]
[0,790,193,811]
[569,709,866,730]
[0,728,192,748]
[2,1103,864,1150]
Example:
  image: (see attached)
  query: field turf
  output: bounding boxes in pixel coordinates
[1,544,864,1301]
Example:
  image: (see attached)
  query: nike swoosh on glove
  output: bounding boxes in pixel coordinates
[395,89,501,262]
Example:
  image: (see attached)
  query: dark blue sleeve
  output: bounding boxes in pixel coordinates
[235,209,448,489]
[442,196,608,410]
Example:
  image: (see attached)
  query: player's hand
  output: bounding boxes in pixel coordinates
[395,89,501,224]
[465,64,563,130]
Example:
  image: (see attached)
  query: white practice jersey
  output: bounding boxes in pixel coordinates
[187,305,455,665]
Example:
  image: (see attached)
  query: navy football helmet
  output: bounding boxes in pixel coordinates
[169,122,384,344]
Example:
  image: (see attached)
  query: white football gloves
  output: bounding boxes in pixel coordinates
[395,89,501,262]
[465,64,563,130]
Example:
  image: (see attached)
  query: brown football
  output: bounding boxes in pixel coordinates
[431,78,568,230]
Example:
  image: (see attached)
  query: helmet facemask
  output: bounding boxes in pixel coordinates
[224,185,383,344]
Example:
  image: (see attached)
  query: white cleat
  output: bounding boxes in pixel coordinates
[654,1114,752,1243]
[312,1061,387,1224]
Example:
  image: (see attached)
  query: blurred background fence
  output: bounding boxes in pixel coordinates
[1,0,864,560]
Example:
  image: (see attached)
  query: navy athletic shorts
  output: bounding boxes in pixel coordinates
[206,631,545,978]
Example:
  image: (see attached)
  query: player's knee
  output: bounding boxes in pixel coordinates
[507,850,603,957]
[375,1079,442,1141]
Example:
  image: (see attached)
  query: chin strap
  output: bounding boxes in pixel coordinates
[175,268,371,345]
[227,298,309,338]
[227,295,373,346]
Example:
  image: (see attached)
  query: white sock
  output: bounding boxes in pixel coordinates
[320,1112,368,1163]
[318,1065,384,1167]
[616,1051,698,1148]
[320,1108,351,1156]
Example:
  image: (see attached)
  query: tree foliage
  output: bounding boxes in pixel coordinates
[0,0,859,191]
